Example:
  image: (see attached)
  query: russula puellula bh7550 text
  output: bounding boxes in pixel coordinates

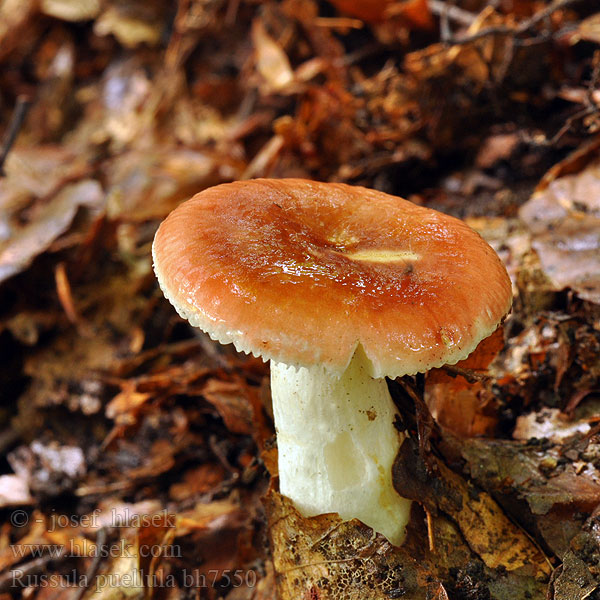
[153,179,512,545]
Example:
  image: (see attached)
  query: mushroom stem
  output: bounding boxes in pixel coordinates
[271,348,412,545]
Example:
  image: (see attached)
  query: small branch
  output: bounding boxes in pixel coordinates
[424,506,436,552]
[395,377,438,474]
[71,528,107,600]
[514,0,582,33]
[0,548,67,593]
[428,1,476,28]
[0,428,21,456]
[0,96,31,176]
[586,49,600,108]
[439,1,451,43]
[314,17,364,29]
[55,262,80,324]
[447,0,584,46]
[442,364,491,384]
[524,104,598,147]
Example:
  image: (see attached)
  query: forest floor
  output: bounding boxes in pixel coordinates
[1,1,600,599]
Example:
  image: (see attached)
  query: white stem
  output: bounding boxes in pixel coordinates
[270,349,412,546]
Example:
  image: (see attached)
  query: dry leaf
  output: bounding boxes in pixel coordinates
[550,506,600,599]
[252,19,295,94]
[94,8,161,48]
[476,133,520,169]
[426,327,505,437]
[393,439,551,578]
[0,179,103,283]
[328,0,397,22]
[40,0,101,22]
[106,386,152,424]
[169,464,226,501]
[265,489,430,600]
[519,160,600,304]
[83,537,144,600]
[0,0,37,60]
[202,379,256,436]
[577,13,600,44]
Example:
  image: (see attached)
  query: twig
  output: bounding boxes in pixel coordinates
[0,428,21,456]
[0,96,31,176]
[564,388,600,418]
[340,42,382,67]
[439,1,451,42]
[424,506,436,552]
[524,50,600,147]
[314,17,364,29]
[55,262,80,324]
[586,49,600,108]
[395,377,438,474]
[529,104,599,147]
[0,547,67,593]
[441,364,491,384]
[513,0,582,32]
[209,434,238,473]
[71,528,107,600]
[448,0,584,46]
[527,51,600,147]
[428,0,476,28]
[516,22,578,46]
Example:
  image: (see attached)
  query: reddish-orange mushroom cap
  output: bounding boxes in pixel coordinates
[152,179,512,378]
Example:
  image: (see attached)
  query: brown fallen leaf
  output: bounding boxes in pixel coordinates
[40,0,101,22]
[125,439,176,480]
[393,438,552,579]
[576,12,600,45]
[265,488,432,600]
[252,19,295,94]
[426,327,505,437]
[384,0,433,30]
[82,533,144,600]
[136,510,177,600]
[202,379,256,436]
[102,147,231,221]
[105,385,152,426]
[0,179,103,283]
[452,434,600,557]
[248,562,277,600]
[476,132,520,169]
[265,484,548,600]
[0,511,48,571]
[0,0,37,62]
[404,7,508,89]
[329,0,433,29]
[0,146,91,205]
[550,506,600,600]
[176,497,247,535]
[519,160,600,304]
[328,0,397,23]
[428,582,450,600]
[169,463,226,501]
[174,495,255,594]
[94,3,164,48]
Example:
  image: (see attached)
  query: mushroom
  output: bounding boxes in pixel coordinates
[152,179,512,545]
